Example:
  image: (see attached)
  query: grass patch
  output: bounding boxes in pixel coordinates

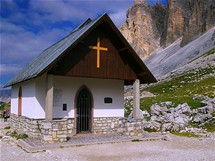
[202,118,215,132]
[140,67,215,112]
[132,139,143,142]
[144,128,157,132]
[6,130,28,140]
[171,132,199,138]
[4,126,11,130]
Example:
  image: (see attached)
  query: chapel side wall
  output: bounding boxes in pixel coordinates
[53,76,124,118]
[11,80,37,118]
[11,85,19,114]
[21,80,36,118]
[34,75,46,119]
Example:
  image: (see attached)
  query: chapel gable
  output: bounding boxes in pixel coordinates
[48,23,138,82]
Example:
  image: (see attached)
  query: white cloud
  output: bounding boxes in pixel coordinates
[29,0,94,23]
[28,0,133,25]
[1,21,71,64]
[0,64,22,75]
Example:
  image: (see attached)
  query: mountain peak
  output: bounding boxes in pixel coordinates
[120,0,215,60]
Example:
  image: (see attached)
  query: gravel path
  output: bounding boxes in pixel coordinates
[1,119,215,161]
[1,134,215,161]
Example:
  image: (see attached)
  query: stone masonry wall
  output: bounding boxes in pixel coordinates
[10,114,74,142]
[10,114,43,137]
[41,119,74,142]
[10,114,146,142]
[93,117,145,137]
[93,117,125,133]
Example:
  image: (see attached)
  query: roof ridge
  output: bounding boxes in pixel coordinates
[70,18,92,34]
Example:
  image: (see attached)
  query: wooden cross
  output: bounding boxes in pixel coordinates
[89,37,108,68]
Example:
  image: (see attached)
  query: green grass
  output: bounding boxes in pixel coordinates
[0,102,11,117]
[6,131,28,140]
[171,132,199,138]
[4,126,11,130]
[131,139,143,142]
[202,118,215,132]
[144,128,157,132]
[140,67,215,112]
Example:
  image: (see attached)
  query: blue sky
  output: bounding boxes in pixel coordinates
[0,0,167,89]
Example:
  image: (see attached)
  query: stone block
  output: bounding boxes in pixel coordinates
[127,127,134,131]
[60,138,67,142]
[57,131,63,135]
[43,122,52,129]
[111,122,115,128]
[52,131,57,139]
[43,135,53,141]
[58,134,67,138]
[130,132,135,136]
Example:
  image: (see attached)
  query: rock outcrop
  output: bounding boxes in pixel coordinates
[120,0,166,59]
[142,97,215,133]
[120,0,215,59]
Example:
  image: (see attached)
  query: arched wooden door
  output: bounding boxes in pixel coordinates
[18,87,22,116]
[76,87,93,133]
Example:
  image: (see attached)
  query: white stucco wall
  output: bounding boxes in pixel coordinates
[53,76,124,118]
[11,76,47,119]
[11,85,19,114]
[11,80,37,118]
[11,75,124,119]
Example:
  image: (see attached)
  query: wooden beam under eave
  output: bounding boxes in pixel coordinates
[137,72,147,77]
[118,47,128,52]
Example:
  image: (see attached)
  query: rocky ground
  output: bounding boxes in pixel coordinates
[162,51,215,80]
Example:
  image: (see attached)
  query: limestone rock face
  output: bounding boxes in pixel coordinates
[120,0,215,60]
[120,0,167,59]
[181,0,215,46]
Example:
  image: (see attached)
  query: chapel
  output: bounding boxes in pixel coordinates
[5,13,156,142]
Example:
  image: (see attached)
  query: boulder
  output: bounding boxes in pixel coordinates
[163,113,174,123]
[174,103,192,115]
[193,113,212,123]
[172,123,186,132]
[142,110,150,117]
[150,104,167,116]
[162,123,172,131]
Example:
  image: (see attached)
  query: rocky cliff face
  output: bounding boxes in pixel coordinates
[120,0,215,59]
[120,0,166,59]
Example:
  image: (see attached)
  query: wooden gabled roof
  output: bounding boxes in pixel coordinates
[5,13,156,87]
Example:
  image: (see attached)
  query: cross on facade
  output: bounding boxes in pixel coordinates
[89,37,108,68]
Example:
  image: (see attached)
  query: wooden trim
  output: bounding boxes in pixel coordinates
[118,47,127,52]
[137,72,147,77]
[18,86,22,116]
[74,85,94,135]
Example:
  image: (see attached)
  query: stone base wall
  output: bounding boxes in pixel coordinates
[10,114,74,142]
[10,114,146,142]
[93,117,146,136]
[10,114,43,137]
[40,119,74,142]
[93,117,125,133]
[123,119,145,136]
